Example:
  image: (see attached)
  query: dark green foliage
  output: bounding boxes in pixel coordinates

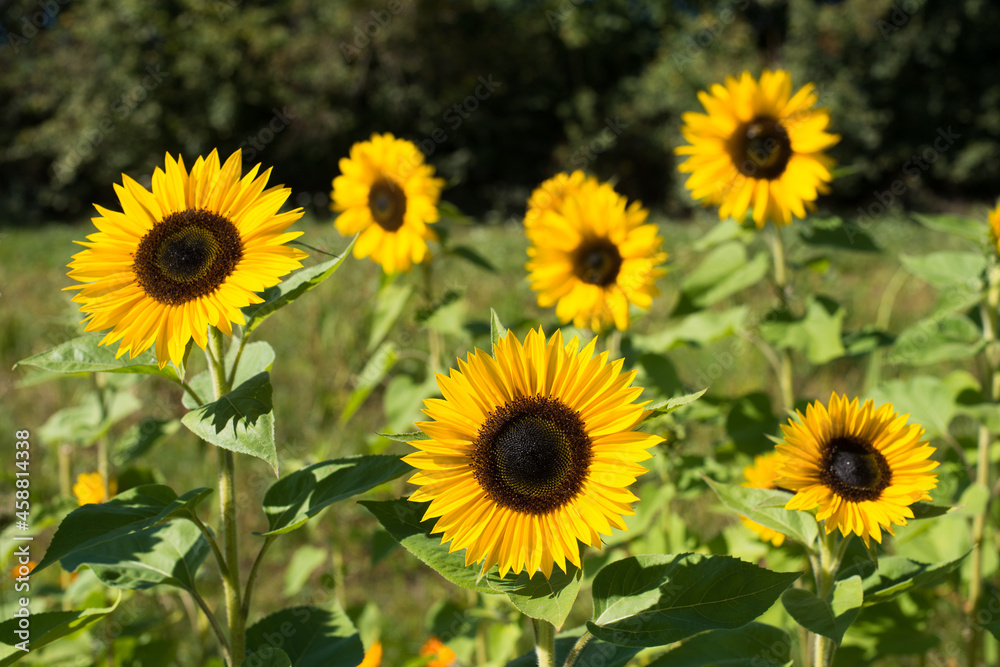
[2,0,997,225]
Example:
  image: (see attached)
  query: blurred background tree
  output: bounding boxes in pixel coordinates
[2,0,998,226]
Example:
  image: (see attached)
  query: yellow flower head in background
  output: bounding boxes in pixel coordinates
[676,70,840,228]
[66,150,308,368]
[524,170,598,229]
[405,328,662,579]
[989,201,1000,255]
[73,471,117,505]
[418,637,457,667]
[526,180,667,331]
[776,393,939,546]
[358,640,383,667]
[331,133,445,274]
[739,451,787,547]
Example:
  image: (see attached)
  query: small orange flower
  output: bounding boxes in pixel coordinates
[10,561,36,580]
[73,471,117,505]
[989,201,1000,255]
[419,636,458,667]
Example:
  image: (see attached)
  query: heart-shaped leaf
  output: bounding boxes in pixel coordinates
[244,603,363,667]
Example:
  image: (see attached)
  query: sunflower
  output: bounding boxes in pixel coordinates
[525,181,667,331]
[523,170,597,229]
[676,70,840,228]
[989,201,1000,255]
[776,393,938,546]
[331,133,445,274]
[73,471,117,505]
[739,451,787,547]
[405,328,662,578]
[66,150,307,369]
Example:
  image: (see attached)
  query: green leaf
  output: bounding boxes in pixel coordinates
[338,340,398,425]
[369,280,413,352]
[486,563,583,627]
[704,478,818,547]
[645,622,792,666]
[869,374,959,440]
[634,306,748,352]
[0,593,121,665]
[682,242,770,308]
[799,216,879,252]
[360,498,497,594]
[588,554,800,648]
[14,334,181,380]
[375,430,430,442]
[506,625,640,667]
[181,371,278,473]
[900,251,986,289]
[243,240,355,335]
[840,553,967,606]
[114,418,180,464]
[759,297,846,364]
[888,314,984,366]
[181,341,276,410]
[983,617,1000,642]
[240,649,292,667]
[913,213,986,243]
[40,390,142,446]
[490,308,507,353]
[60,520,209,591]
[781,575,863,644]
[450,245,498,273]
[35,485,212,573]
[283,546,328,597]
[259,456,412,536]
[645,389,708,420]
[244,603,363,667]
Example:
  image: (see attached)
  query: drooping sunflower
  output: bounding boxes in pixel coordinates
[525,181,667,331]
[523,170,598,229]
[776,393,939,546]
[740,451,787,547]
[989,201,1000,255]
[331,133,445,274]
[676,70,841,228]
[66,150,308,369]
[405,328,662,578]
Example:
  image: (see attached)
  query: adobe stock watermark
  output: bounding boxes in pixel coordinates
[52,64,169,184]
[545,0,586,31]
[339,0,409,64]
[397,75,502,171]
[876,0,925,39]
[238,107,296,163]
[672,0,751,70]
[569,117,627,170]
[847,125,961,243]
[2,0,71,53]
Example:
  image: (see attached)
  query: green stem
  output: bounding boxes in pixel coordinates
[812,527,847,667]
[968,264,1000,667]
[563,631,593,667]
[241,536,275,618]
[767,225,795,413]
[206,329,245,666]
[93,374,111,498]
[190,513,231,581]
[865,266,908,390]
[532,618,556,667]
[606,329,622,360]
[226,332,249,389]
[189,587,232,666]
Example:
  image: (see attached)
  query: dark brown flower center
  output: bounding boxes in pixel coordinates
[472,395,592,515]
[368,178,407,232]
[133,209,243,305]
[819,435,892,502]
[573,238,622,287]
[729,116,793,180]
